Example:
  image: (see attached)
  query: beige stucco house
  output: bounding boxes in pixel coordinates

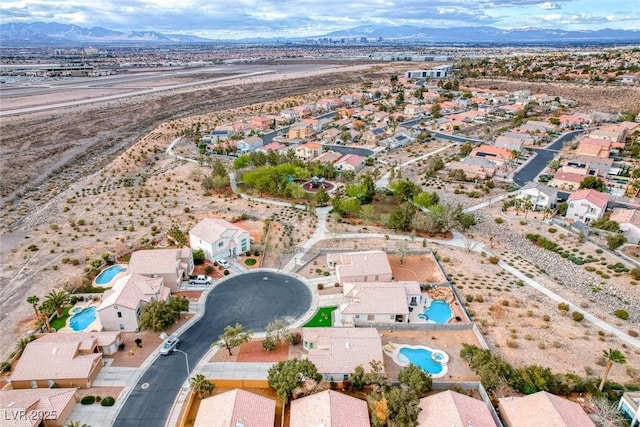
[498,391,595,427]
[327,250,393,283]
[0,388,78,427]
[290,390,370,427]
[128,248,193,293]
[418,390,498,427]
[98,274,169,332]
[302,327,384,382]
[194,388,275,427]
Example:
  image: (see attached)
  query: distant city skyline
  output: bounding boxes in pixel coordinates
[2,0,639,39]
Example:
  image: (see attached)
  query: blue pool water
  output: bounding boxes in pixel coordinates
[423,300,453,323]
[399,348,443,375]
[69,307,97,331]
[95,265,125,285]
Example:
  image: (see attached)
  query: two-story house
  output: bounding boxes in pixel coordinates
[566,189,609,224]
[128,248,193,293]
[189,218,251,261]
[98,274,169,331]
[516,182,558,210]
[295,142,322,161]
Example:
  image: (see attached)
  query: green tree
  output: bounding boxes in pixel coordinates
[314,187,330,206]
[556,201,568,216]
[233,154,252,170]
[599,349,626,391]
[168,295,190,318]
[217,323,252,356]
[368,387,420,427]
[167,225,188,246]
[267,358,322,405]
[138,300,179,331]
[579,176,607,192]
[459,142,473,156]
[43,290,68,317]
[190,374,215,399]
[398,363,432,396]
[413,191,439,208]
[349,365,366,391]
[430,103,442,118]
[360,204,376,225]
[547,159,562,171]
[390,180,419,203]
[606,233,627,250]
[388,202,417,231]
[192,248,205,265]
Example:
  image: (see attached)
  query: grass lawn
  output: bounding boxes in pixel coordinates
[50,306,71,331]
[303,306,337,327]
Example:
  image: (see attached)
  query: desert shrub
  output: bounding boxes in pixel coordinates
[475,295,484,303]
[100,396,115,406]
[557,302,570,312]
[572,311,584,322]
[506,339,518,348]
[494,217,504,224]
[317,283,324,290]
[465,295,474,303]
[614,309,629,320]
[81,395,96,405]
[585,266,596,272]
[223,269,230,276]
[628,330,638,338]
[548,228,557,233]
[488,256,500,264]
[287,331,302,345]
[500,300,510,307]
[631,268,640,280]
[262,337,276,351]
[542,314,550,321]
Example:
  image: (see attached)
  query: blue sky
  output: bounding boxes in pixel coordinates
[2,0,639,38]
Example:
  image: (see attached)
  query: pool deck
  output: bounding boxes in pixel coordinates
[57,301,103,332]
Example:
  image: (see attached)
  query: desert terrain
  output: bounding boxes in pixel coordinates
[0,61,638,387]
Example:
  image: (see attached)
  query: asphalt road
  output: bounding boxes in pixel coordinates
[113,270,312,427]
[513,130,583,187]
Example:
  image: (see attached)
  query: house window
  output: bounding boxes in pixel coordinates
[375,275,379,281]
[119,324,125,331]
[218,241,224,248]
[117,312,122,318]
[363,276,368,282]
[343,374,349,380]
[31,380,37,389]
[367,315,375,321]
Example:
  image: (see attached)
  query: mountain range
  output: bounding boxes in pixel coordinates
[2,21,640,45]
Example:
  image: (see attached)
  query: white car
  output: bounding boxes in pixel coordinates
[159,335,179,355]
[215,258,230,269]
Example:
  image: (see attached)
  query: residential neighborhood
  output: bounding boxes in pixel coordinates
[1,43,639,427]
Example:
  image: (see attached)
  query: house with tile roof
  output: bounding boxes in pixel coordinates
[313,150,343,165]
[335,281,421,326]
[295,142,322,161]
[470,145,515,164]
[288,123,314,140]
[0,388,78,427]
[256,141,286,154]
[33,331,122,356]
[576,137,611,158]
[516,182,558,210]
[326,250,392,283]
[417,390,499,427]
[610,208,640,243]
[551,170,585,191]
[98,273,169,331]
[334,154,366,173]
[290,390,370,427]
[302,327,384,381]
[566,189,609,224]
[194,388,275,427]
[498,391,595,427]
[128,248,193,293]
[189,218,250,262]
[10,336,105,389]
[236,135,264,154]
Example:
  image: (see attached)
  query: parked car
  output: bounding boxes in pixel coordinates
[160,335,179,355]
[215,258,230,269]
[188,275,212,285]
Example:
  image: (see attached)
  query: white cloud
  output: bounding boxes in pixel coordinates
[540,2,560,10]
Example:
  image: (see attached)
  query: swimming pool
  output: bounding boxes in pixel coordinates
[423,300,453,323]
[95,265,126,285]
[388,344,449,378]
[69,307,97,331]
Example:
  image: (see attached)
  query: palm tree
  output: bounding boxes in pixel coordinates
[190,374,215,399]
[43,290,68,317]
[26,295,40,325]
[599,348,627,391]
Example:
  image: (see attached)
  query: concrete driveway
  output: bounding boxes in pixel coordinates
[113,270,312,427]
